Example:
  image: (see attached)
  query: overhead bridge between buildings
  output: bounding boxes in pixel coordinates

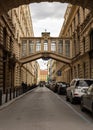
[20,32,72,64]
[20,52,71,64]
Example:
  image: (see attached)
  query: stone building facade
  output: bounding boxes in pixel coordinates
[8,5,38,87]
[59,4,93,83]
[39,70,48,82]
[0,5,38,93]
[48,59,62,82]
[0,14,15,93]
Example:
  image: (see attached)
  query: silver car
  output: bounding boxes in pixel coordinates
[66,79,93,104]
[80,84,93,116]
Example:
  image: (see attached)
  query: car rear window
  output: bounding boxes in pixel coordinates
[76,80,93,87]
[59,83,67,87]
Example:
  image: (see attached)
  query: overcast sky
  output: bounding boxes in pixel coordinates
[30,2,68,37]
[29,2,68,69]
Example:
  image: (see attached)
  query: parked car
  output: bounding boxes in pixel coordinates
[66,79,93,104]
[52,82,69,93]
[53,82,61,92]
[49,82,56,92]
[45,82,50,88]
[57,82,69,95]
[39,81,45,87]
[80,84,93,116]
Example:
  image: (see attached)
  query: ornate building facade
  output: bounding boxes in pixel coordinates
[8,5,38,87]
[0,14,15,93]
[59,4,93,83]
[0,5,38,93]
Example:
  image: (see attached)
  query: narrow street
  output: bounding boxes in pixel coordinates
[0,87,93,130]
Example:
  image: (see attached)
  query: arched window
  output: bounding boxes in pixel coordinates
[44,40,48,51]
[36,40,41,52]
[29,40,34,54]
[90,30,93,50]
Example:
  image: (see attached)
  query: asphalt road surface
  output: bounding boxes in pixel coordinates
[0,87,93,130]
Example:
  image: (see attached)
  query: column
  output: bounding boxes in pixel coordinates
[48,39,51,52]
[41,39,44,52]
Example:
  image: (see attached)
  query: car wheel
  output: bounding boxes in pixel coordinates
[80,99,85,112]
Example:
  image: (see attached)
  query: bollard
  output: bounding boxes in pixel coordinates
[13,88,14,98]
[16,88,18,97]
[5,89,8,103]
[0,90,2,106]
[9,88,12,100]
[18,88,20,96]
[20,87,22,95]
[18,88,20,95]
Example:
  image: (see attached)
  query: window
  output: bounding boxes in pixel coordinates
[77,35,80,54]
[44,40,48,51]
[65,40,70,57]
[57,70,62,76]
[51,40,56,52]
[73,18,76,30]
[90,30,93,50]
[29,40,34,54]
[9,37,12,51]
[22,40,27,56]
[36,40,41,52]
[83,8,85,20]
[58,40,63,54]
[73,34,76,56]
[70,80,76,86]
[74,66,77,78]
[77,64,80,77]
[77,9,80,25]
[88,85,93,94]
[76,80,93,87]
[83,37,85,53]
[3,28,7,46]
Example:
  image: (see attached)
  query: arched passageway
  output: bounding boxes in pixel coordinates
[0,0,93,14]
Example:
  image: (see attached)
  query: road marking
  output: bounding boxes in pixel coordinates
[52,91,93,124]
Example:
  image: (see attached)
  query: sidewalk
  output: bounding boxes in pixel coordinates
[0,88,34,110]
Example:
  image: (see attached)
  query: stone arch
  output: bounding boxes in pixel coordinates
[20,52,71,64]
[0,0,93,14]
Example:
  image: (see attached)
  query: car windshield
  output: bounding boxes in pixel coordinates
[76,80,93,87]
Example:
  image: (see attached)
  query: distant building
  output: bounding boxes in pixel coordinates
[39,70,48,82]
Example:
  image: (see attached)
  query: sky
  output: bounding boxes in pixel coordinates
[29,2,68,70]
